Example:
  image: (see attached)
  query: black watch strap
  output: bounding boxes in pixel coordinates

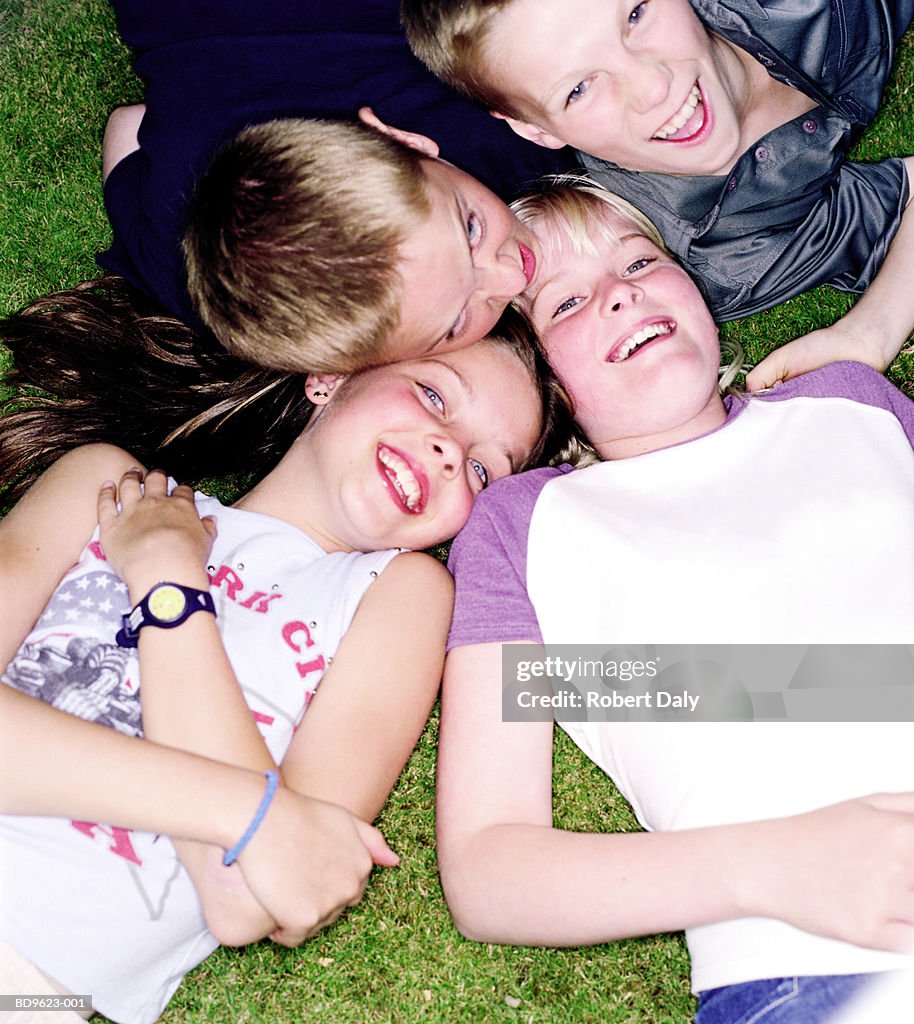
[116,583,216,649]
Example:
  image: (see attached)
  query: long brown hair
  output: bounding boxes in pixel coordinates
[0,276,313,505]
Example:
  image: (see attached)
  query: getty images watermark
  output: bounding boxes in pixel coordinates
[502,645,914,722]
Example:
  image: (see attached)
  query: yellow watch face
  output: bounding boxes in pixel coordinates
[147,584,187,623]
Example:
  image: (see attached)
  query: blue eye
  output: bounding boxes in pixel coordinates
[553,296,582,317]
[421,384,445,412]
[466,212,482,248]
[625,257,654,274]
[469,458,489,488]
[629,1,647,26]
[566,81,588,106]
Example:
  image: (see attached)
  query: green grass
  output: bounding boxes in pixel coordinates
[0,3,912,1022]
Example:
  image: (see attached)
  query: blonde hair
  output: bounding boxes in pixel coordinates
[510,174,667,253]
[183,119,432,374]
[510,176,746,459]
[400,0,524,117]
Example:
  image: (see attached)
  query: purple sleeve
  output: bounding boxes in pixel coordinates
[749,361,914,447]
[446,467,569,649]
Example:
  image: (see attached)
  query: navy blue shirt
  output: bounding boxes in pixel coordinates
[581,0,914,320]
[98,0,574,329]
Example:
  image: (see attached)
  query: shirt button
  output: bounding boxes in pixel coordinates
[802,118,818,134]
[754,146,769,162]
[726,176,738,192]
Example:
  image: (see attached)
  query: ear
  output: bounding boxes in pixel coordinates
[490,110,567,151]
[305,373,344,406]
[358,106,440,158]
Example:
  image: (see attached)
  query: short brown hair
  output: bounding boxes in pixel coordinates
[183,119,432,374]
[400,0,523,117]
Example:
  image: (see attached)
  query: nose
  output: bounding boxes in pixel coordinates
[427,430,464,481]
[482,241,527,304]
[598,275,643,317]
[625,56,672,114]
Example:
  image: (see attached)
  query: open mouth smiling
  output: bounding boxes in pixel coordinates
[519,243,537,286]
[378,444,427,514]
[607,320,676,363]
[653,83,705,142]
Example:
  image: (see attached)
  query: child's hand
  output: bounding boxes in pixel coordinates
[237,788,399,948]
[745,792,914,952]
[746,320,893,392]
[97,468,216,599]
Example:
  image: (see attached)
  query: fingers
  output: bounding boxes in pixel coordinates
[96,467,199,510]
[112,466,146,507]
[355,820,400,868]
[862,791,914,814]
[876,921,914,954]
[269,904,349,948]
[96,480,118,528]
[745,354,789,392]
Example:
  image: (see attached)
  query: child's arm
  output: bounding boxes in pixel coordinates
[747,156,914,390]
[0,453,393,948]
[97,471,449,945]
[278,550,452,820]
[94,468,368,945]
[0,683,393,948]
[229,549,452,945]
[0,444,139,672]
[102,104,145,182]
[439,641,914,951]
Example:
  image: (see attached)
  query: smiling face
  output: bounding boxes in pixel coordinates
[522,205,725,459]
[486,0,752,176]
[384,158,540,359]
[269,341,543,552]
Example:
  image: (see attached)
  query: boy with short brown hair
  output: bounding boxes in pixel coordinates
[98,0,570,373]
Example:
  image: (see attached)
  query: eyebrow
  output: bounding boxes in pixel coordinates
[541,73,582,111]
[527,230,650,310]
[425,358,518,473]
[425,358,477,402]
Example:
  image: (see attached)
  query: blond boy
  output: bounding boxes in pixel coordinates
[403,0,914,386]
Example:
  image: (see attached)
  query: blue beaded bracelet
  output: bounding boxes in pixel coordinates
[223,770,280,866]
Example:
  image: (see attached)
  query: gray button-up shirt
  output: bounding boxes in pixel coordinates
[580,0,914,320]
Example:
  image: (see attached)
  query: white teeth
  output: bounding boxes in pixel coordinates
[610,321,674,362]
[653,86,701,140]
[378,447,422,510]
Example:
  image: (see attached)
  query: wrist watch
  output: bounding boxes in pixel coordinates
[116,582,217,648]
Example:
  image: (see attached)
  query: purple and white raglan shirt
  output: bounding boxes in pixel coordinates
[447,362,914,992]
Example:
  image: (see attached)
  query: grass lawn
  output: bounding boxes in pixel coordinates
[0,3,911,1022]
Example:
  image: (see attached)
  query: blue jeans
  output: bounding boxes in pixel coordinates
[695,975,876,1024]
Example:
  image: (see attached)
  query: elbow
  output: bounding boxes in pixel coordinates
[444,887,509,945]
[449,907,499,945]
[439,854,508,946]
[196,859,276,947]
[102,104,145,181]
[203,897,274,948]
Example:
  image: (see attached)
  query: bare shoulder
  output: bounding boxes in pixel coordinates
[376,551,454,599]
[349,551,453,636]
[28,444,143,495]
[2,444,143,535]
[52,443,143,476]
